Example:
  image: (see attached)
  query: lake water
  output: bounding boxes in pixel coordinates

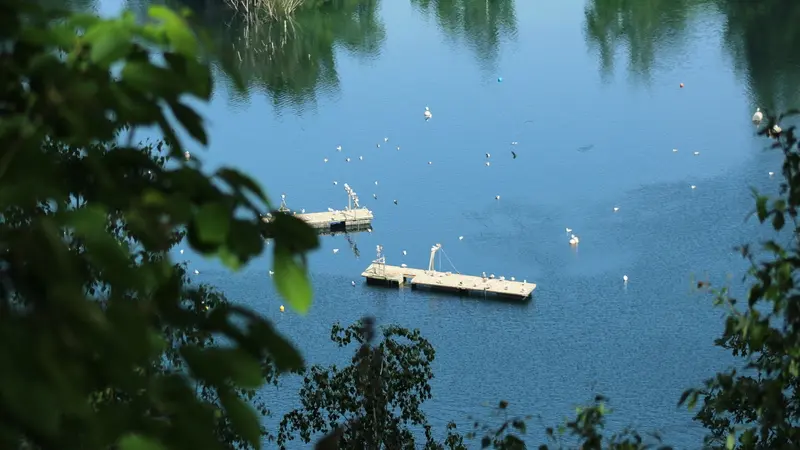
[93,0,800,447]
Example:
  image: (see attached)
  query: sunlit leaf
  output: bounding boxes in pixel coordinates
[219,390,262,450]
[273,247,312,314]
[118,434,168,450]
[195,202,230,245]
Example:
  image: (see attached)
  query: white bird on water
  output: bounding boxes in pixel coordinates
[693,151,700,156]
[336,145,342,151]
[424,106,432,120]
[402,250,407,256]
[613,207,620,212]
[495,195,500,200]
[359,156,364,161]
[623,275,629,283]
[323,158,328,163]
[328,207,335,212]
[345,157,351,162]
[486,153,491,158]
[459,236,464,241]
[333,249,339,254]
[333,181,338,185]
[351,281,356,286]
[569,234,580,245]
[194,269,200,274]
[769,171,775,177]
[486,162,491,167]
[374,181,379,185]
[565,227,572,233]
[753,108,763,125]
[268,270,274,277]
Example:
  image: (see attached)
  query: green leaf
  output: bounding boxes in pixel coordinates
[85,23,132,66]
[148,5,197,57]
[169,101,207,146]
[182,347,263,388]
[269,212,319,253]
[195,202,231,245]
[118,434,168,450]
[121,61,174,96]
[726,432,735,449]
[219,390,262,450]
[273,247,313,314]
[216,168,270,205]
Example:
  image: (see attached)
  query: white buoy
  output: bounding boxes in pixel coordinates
[752,108,763,125]
[184,151,191,160]
[280,305,285,312]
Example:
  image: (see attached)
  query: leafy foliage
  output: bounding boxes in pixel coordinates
[0,1,318,450]
[277,318,442,449]
[679,110,800,449]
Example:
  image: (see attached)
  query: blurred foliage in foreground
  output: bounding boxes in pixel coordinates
[3,0,800,449]
[0,1,319,449]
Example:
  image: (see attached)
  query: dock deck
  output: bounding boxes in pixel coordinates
[361,262,536,301]
[262,189,373,235]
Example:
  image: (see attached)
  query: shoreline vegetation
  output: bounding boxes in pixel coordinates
[223,0,312,20]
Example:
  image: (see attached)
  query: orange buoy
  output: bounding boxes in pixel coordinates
[679,83,684,88]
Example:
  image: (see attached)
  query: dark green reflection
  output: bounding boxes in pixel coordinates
[153,0,386,111]
[716,1,800,111]
[411,0,517,72]
[583,0,702,82]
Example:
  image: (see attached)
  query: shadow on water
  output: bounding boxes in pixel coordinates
[584,0,800,109]
[363,282,534,306]
[410,0,517,73]
[147,0,386,113]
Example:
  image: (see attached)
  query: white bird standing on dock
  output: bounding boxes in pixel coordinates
[328,207,335,212]
[424,106,432,120]
[401,263,408,268]
[301,209,305,213]
[752,108,763,125]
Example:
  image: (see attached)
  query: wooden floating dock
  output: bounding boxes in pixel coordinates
[262,187,373,235]
[361,244,536,301]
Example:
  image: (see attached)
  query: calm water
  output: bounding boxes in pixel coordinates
[92,0,800,447]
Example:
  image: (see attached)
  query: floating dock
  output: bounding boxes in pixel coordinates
[361,244,536,301]
[262,185,373,235]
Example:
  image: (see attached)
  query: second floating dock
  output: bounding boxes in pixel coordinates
[361,244,536,301]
